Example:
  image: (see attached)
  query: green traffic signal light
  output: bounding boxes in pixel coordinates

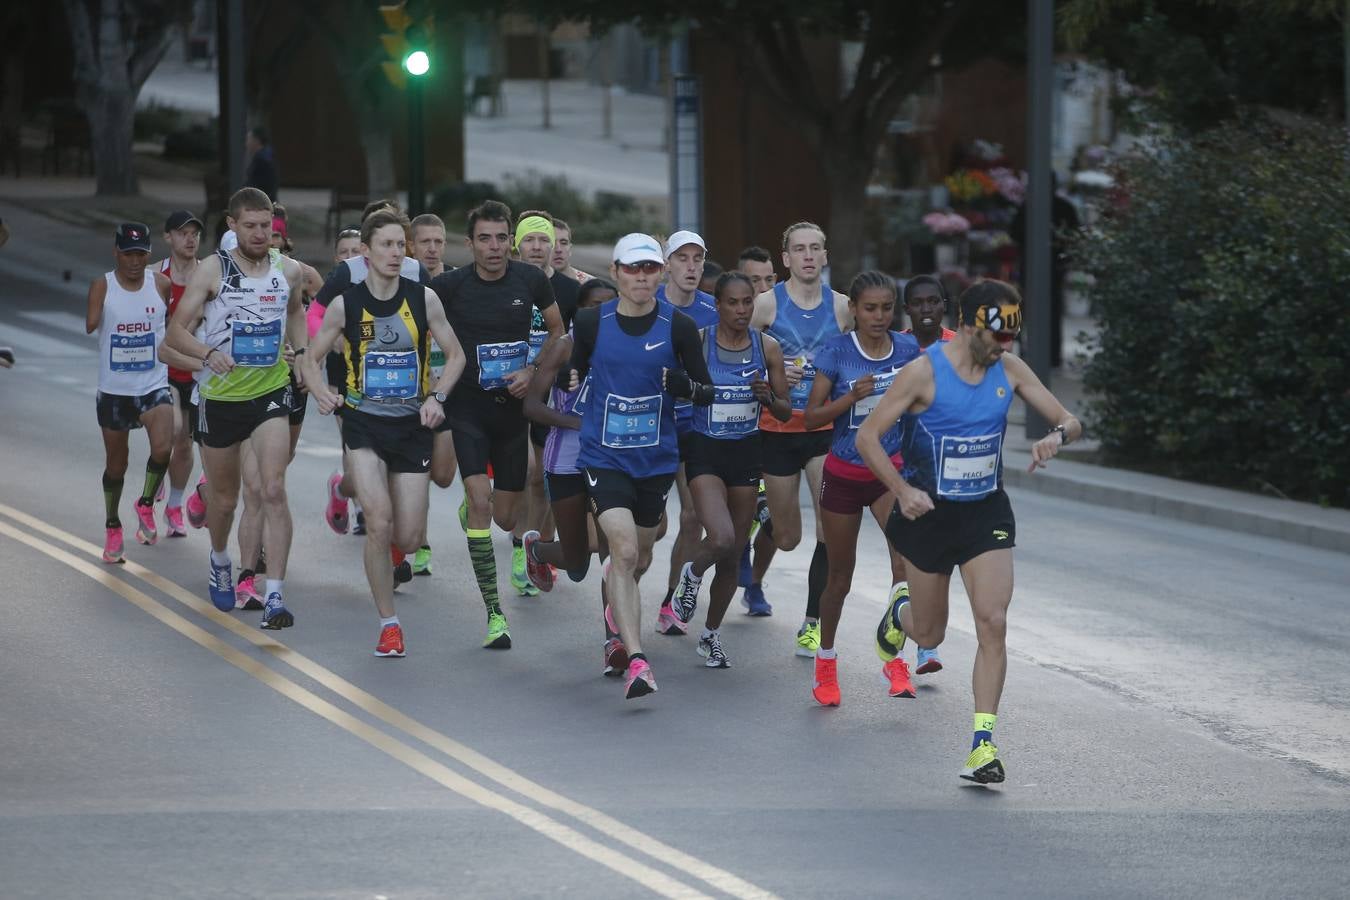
[404,49,429,76]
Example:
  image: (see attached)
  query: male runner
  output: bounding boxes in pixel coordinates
[550,218,591,283]
[87,223,192,561]
[305,208,466,656]
[430,200,563,649]
[165,187,309,627]
[411,213,449,278]
[157,210,203,537]
[655,230,720,635]
[858,279,1081,783]
[750,222,852,656]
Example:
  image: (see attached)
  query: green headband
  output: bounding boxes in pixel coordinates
[514,216,555,252]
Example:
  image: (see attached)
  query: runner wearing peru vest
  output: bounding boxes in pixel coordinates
[199,247,291,402]
[902,343,1012,501]
[98,270,169,397]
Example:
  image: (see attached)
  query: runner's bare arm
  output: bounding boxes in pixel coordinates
[749,288,777,330]
[84,275,107,334]
[1002,353,1082,471]
[305,297,345,414]
[165,254,222,361]
[524,334,582,431]
[424,287,466,399]
[856,357,937,518]
[758,333,792,422]
[832,289,854,333]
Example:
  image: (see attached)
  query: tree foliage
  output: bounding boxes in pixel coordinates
[1076,115,1350,507]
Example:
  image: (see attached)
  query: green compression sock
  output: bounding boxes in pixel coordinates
[466,528,501,615]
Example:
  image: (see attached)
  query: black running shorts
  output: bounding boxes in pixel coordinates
[683,432,762,487]
[585,467,675,529]
[761,430,832,477]
[544,471,587,504]
[884,488,1016,574]
[96,387,173,432]
[442,389,528,492]
[342,409,433,474]
[196,384,292,449]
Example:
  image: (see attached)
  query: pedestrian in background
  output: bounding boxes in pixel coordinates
[244,126,279,202]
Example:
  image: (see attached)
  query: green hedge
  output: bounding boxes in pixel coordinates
[1077,116,1350,507]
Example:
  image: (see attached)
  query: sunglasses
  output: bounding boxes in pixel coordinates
[337,228,360,240]
[618,261,663,275]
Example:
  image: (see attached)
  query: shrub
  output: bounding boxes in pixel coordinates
[1076,115,1350,507]
[431,172,661,244]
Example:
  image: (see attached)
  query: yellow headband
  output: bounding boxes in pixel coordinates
[514,216,555,252]
[974,303,1023,333]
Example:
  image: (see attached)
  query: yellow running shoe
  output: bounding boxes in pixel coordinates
[483,611,512,649]
[795,621,821,658]
[876,584,910,662]
[959,740,1006,784]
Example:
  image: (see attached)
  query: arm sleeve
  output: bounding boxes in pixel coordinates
[671,312,712,385]
[564,307,600,384]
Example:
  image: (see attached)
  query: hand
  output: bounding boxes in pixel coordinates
[1027,430,1064,473]
[848,373,876,402]
[420,395,445,429]
[750,376,773,404]
[896,484,935,520]
[663,367,694,399]
[312,383,342,415]
[282,344,296,366]
[567,368,579,392]
[784,363,804,387]
[503,366,532,399]
[205,348,235,375]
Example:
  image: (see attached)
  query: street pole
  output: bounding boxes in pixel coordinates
[1024,0,1054,438]
[408,76,424,216]
[540,24,551,130]
[216,0,245,193]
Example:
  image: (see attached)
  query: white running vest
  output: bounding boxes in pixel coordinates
[97,271,168,396]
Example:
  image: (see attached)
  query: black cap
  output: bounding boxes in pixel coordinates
[115,222,152,253]
[164,210,203,233]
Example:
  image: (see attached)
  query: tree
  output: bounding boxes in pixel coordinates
[62,0,182,195]
[458,1,1018,282]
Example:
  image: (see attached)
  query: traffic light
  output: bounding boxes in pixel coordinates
[379,3,432,87]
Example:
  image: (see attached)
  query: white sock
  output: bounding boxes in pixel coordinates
[210,549,230,567]
[701,628,717,640]
[352,498,363,514]
[380,615,400,628]
[264,578,283,599]
[168,487,184,508]
[817,646,837,659]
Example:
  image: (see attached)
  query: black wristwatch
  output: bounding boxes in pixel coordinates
[1049,424,1068,444]
[432,390,448,404]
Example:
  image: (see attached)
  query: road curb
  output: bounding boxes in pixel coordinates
[1003,450,1350,554]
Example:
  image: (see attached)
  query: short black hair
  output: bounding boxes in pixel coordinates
[847,270,897,304]
[467,200,513,237]
[737,245,771,265]
[959,279,1022,326]
[903,274,945,306]
[702,259,723,279]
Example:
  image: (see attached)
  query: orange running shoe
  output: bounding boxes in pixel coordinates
[374,624,406,658]
[813,655,841,706]
[882,658,916,698]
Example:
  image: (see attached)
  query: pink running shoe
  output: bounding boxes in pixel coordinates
[603,637,628,677]
[521,530,554,592]
[134,501,158,545]
[325,471,349,534]
[186,476,207,529]
[102,526,125,564]
[624,658,657,699]
[655,600,687,636]
[163,505,187,538]
[235,575,264,610]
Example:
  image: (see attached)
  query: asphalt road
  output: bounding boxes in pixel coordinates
[2,257,1348,899]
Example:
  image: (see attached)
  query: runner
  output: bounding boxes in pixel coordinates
[750,222,852,656]
[654,230,721,636]
[567,233,716,698]
[699,259,723,295]
[510,210,580,596]
[859,279,1082,783]
[519,279,629,672]
[668,272,791,668]
[734,245,779,615]
[550,218,591,283]
[156,210,203,538]
[304,208,466,656]
[799,271,920,706]
[430,200,563,649]
[87,223,192,562]
[164,187,310,626]
[408,212,454,575]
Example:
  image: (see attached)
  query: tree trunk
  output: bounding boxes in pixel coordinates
[821,153,875,287]
[356,97,396,200]
[90,87,139,195]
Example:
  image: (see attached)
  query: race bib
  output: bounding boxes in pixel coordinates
[706,385,759,437]
[848,368,898,430]
[602,392,661,449]
[527,329,548,365]
[429,341,446,379]
[477,340,527,390]
[363,349,418,400]
[937,432,1003,499]
[230,319,281,368]
[109,333,155,372]
[789,362,817,411]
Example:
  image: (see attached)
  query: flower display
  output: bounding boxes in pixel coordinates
[922,211,971,237]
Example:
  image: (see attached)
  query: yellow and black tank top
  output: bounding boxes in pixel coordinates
[342,276,430,417]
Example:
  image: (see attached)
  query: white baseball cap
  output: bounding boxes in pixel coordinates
[664,230,707,258]
[613,233,665,265]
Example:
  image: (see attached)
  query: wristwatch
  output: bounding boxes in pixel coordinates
[1049,424,1068,444]
[432,390,448,404]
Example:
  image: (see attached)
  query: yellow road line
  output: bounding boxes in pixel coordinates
[0,502,780,900]
[0,519,712,899]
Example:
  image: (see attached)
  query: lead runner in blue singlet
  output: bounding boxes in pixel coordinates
[855,279,1083,786]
